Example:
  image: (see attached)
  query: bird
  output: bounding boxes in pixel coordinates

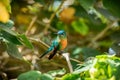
[40,30,67,60]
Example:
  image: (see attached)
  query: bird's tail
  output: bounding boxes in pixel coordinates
[48,46,58,60]
[39,48,53,58]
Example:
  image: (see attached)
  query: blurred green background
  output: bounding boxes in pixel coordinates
[0,0,120,80]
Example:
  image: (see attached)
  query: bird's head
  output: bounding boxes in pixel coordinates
[57,30,66,39]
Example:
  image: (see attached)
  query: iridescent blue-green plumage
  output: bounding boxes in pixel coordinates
[40,30,67,60]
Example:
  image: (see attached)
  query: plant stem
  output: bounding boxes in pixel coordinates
[88,21,117,47]
[44,0,65,33]
[25,16,37,35]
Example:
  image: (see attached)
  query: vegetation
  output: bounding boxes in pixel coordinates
[0,0,120,80]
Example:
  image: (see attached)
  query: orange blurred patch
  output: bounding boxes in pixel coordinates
[60,7,75,24]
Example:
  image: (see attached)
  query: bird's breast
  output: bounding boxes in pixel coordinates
[60,39,67,50]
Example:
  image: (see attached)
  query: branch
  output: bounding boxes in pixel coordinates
[49,0,65,23]
[44,0,65,33]
[25,16,37,35]
[88,21,118,47]
[29,38,49,50]
[70,58,83,64]
[36,20,57,32]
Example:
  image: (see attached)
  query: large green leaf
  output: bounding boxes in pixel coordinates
[0,20,33,48]
[78,0,96,11]
[76,0,108,23]
[0,29,22,45]
[6,42,23,60]
[103,0,120,18]
[18,71,41,80]
[18,34,33,49]
[95,7,116,21]
[0,20,22,45]
[71,19,89,35]
[18,70,53,80]
[40,74,53,80]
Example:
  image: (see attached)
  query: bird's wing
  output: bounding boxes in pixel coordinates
[39,40,59,58]
[48,44,59,60]
[39,47,53,58]
[48,40,59,60]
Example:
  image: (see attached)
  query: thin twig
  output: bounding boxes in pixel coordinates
[29,38,49,50]
[88,21,117,47]
[25,16,37,35]
[49,0,65,23]
[70,58,83,64]
[36,20,57,32]
[44,0,65,33]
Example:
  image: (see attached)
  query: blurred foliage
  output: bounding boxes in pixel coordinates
[0,0,120,79]
[18,70,53,80]
[63,55,120,80]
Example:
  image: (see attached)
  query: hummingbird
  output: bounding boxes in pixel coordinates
[40,30,67,60]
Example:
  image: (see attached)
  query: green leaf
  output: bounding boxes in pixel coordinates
[18,70,53,80]
[103,0,120,18]
[0,20,22,45]
[78,0,96,11]
[18,34,33,49]
[62,73,80,80]
[72,4,107,32]
[1,27,17,36]
[6,42,23,60]
[73,59,94,74]
[47,68,66,76]
[56,21,66,30]
[95,7,116,21]
[0,20,14,28]
[71,19,89,35]
[18,71,41,80]
[0,29,22,45]
[41,73,53,80]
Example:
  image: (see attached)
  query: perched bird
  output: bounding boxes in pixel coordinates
[40,30,67,60]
